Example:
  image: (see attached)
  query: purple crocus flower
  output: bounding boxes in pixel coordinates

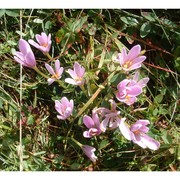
[132,71,149,88]
[65,62,85,86]
[45,60,64,85]
[82,145,97,162]
[83,110,102,138]
[13,39,36,68]
[117,44,146,71]
[96,100,121,132]
[119,119,160,150]
[116,72,149,105]
[55,97,74,120]
[116,79,142,106]
[28,32,52,53]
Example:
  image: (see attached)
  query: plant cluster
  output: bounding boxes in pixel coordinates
[13,31,160,163]
[0,9,179,171]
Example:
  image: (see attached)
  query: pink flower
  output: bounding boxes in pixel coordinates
[119,119,160,150]
[117,44,146,71]
[96,100,121,132]
[116,72,149,105]
[83,110,102,138]
[28,32,51,53]
[13,39,36,68]
[55,97,74,120]
[82,145,97,162]
[45,60,64,85]
[132,71,149,88]
[65,62,85,86]
[116,79,142,105]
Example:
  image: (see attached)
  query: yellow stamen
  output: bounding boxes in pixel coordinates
[51,73,59,79]
[42,43,48,47]
[123,61,132,69]
[134,130,140,135]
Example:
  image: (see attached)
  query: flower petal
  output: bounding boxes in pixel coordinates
[125,96,137,105]
[74,62,85,77]
[28,39,41,49]
[137,78,149,88]
[83,115,95,129]
[19,39,31,54]
[128,86,142,96]
[57,115,66,120]
[141,134,160,150]
[83,131,92,138]
[133,138,147,149]
[127,44,141,61]
[67,69,77,79]
[45,63,55,75]
[92,111,100,127]
[82,145,97,162]
[119,118,133,141]
[121,47,128,64]
[100,117,109,132]
[132,71,139,82]
[47,78,55,85]
[55,60,60,73]
[24,51,36,67]
[65,78,77,85]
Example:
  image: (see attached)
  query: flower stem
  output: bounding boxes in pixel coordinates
[71,137,83,148]
[80,84,88,96]
[33,66,49,79]
[44,52,53,61]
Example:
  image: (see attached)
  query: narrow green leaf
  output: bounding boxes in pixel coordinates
[33,151,46,156]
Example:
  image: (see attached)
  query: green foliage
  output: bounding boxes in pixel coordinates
[0,9,180,171]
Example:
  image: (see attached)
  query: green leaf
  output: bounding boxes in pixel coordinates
[159,107,169,115]
[16,30,26,37]
[33,151,46,156]
[160,18,177,28]
[33,18,43,23]
[27,115,34,125]
[161,130,172,144]
[120,16,138,26]
[141,11,156,22]
[0,9,5,17]
[153,108,159,116]
[154,94,163,103]
[45,21,52,30]
[72,16,88,32]
[110,73,126,86]
[5,10,19,17]
[140,22,151,38]
[99,139,109,150]
[70,162,81,170]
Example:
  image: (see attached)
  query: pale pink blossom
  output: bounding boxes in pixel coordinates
[65,62,85,86]
[82,145,97,162]
[116,79,142,105]
[55,97,74,120]
[117,44,146,71]
[116,72,149,105]
[83,110,102,138]
[95,100,121,132]
[45,60,64,85]
[13,39,36,68]
[28,32,51,53]
[132,71,149,88]
[119,119,160,150]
